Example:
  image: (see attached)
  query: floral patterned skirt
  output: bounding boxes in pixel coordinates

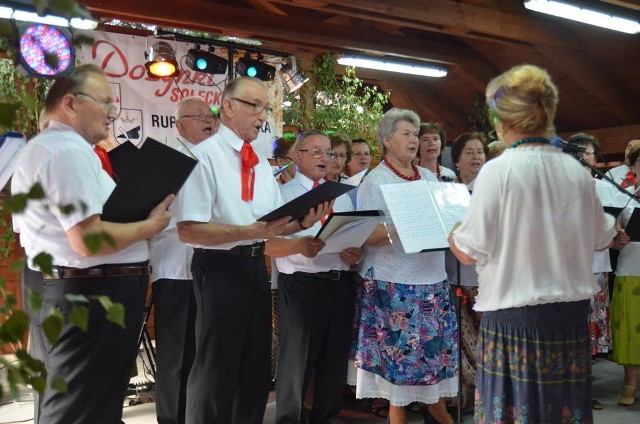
[475,300,592,424]
[353,268,458,386]
[588,272,611,356]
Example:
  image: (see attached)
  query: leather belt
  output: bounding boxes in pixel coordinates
[294,270,347,281]
[195,242,265,257]
[42,264,150,280]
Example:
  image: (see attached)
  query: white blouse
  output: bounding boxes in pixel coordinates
[357,163,446,285]
[452,146,616,311]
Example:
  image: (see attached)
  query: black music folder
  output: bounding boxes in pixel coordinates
[107,141,139,181]
[624,208,640,242]
[603,206,624,219]
[102,137,198,223]
[259,181,356,222]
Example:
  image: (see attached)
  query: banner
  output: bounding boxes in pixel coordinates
[74,30,283,158]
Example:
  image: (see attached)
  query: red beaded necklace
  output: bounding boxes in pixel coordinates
[383,159,421,181]
[436,162,441,180]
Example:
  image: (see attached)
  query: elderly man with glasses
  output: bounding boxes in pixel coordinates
[11,64,173,424]
[275,130,363,424]
[175,77,331,424]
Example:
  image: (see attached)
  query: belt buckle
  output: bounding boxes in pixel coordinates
[250,245,262,257]
[330,270,341,280]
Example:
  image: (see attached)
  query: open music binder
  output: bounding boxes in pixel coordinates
[380,180,470,253]
[102,137,198,223]
[259,180,356,222]
[314,210,383,254]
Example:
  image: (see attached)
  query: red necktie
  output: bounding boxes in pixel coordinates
[312,181,333,224]
[94,145,115,180]
[241,141,259,201]
[621,171,637,190]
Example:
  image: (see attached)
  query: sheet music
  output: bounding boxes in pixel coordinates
[0,133,26,190]
[380,180,470,253]
[318,217,381,254]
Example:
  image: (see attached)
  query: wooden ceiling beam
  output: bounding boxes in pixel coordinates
[598,0,640,12]
[83,0,490,69]
[535,45,639,124]
[270,0,580,50]
[379,80,470,134]
[246,0,288,16]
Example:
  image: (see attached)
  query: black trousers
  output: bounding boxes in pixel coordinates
[275,271,356,424]
[186,250,271,424]
[35,269,148,424]
[23,267,47,423]
[153,278,197,424]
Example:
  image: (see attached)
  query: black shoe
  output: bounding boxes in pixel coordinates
[422,407,445,424]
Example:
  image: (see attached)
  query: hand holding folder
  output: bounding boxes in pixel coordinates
[102,138,198,223]
[259,180,356,222]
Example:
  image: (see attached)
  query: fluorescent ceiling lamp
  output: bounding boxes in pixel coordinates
[0,7,12,19]
[337,56,447,78]
[13,10,68,27]
[524,0,640,34]
[69,18,99,30]
[0,7,98,30]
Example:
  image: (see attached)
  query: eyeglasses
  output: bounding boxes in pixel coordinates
[333,153,348,160]
[231,97,273,116]
[353,151,371,157]
[297,148,337,159]
[74,92,119,118]
[419,135,441,143]
[179,113,216,122]
[583,150,595,155]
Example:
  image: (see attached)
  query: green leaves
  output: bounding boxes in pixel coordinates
[95,296,126,328]
[26,288,43,315]
[0,310,29,343]
[83,231,116,254]
[43,309,64,346]
[33,252,53,276]
[51,375,68,394]
[284,53,389,151]
[68,306,89,332]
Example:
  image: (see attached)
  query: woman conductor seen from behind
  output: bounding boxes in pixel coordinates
[448,64,617,423]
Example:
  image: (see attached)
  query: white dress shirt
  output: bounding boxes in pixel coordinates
[275,173,354,274]
[11,120,148,268]
[149,137,197,282]
[175,124,283,249]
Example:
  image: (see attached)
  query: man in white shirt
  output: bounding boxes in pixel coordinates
[11,64,173,424]
[150,96,214,424]
[175,77,330,424]
[606,137,640,184]
[275,130,363,424]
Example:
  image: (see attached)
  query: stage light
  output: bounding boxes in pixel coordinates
[15,23,74,78]
[144,40,179,78]
[524,0,640,34]
[337,56,447,78]
[186,46,228,74]
[279,56,309,93]
[236,56,276,81]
